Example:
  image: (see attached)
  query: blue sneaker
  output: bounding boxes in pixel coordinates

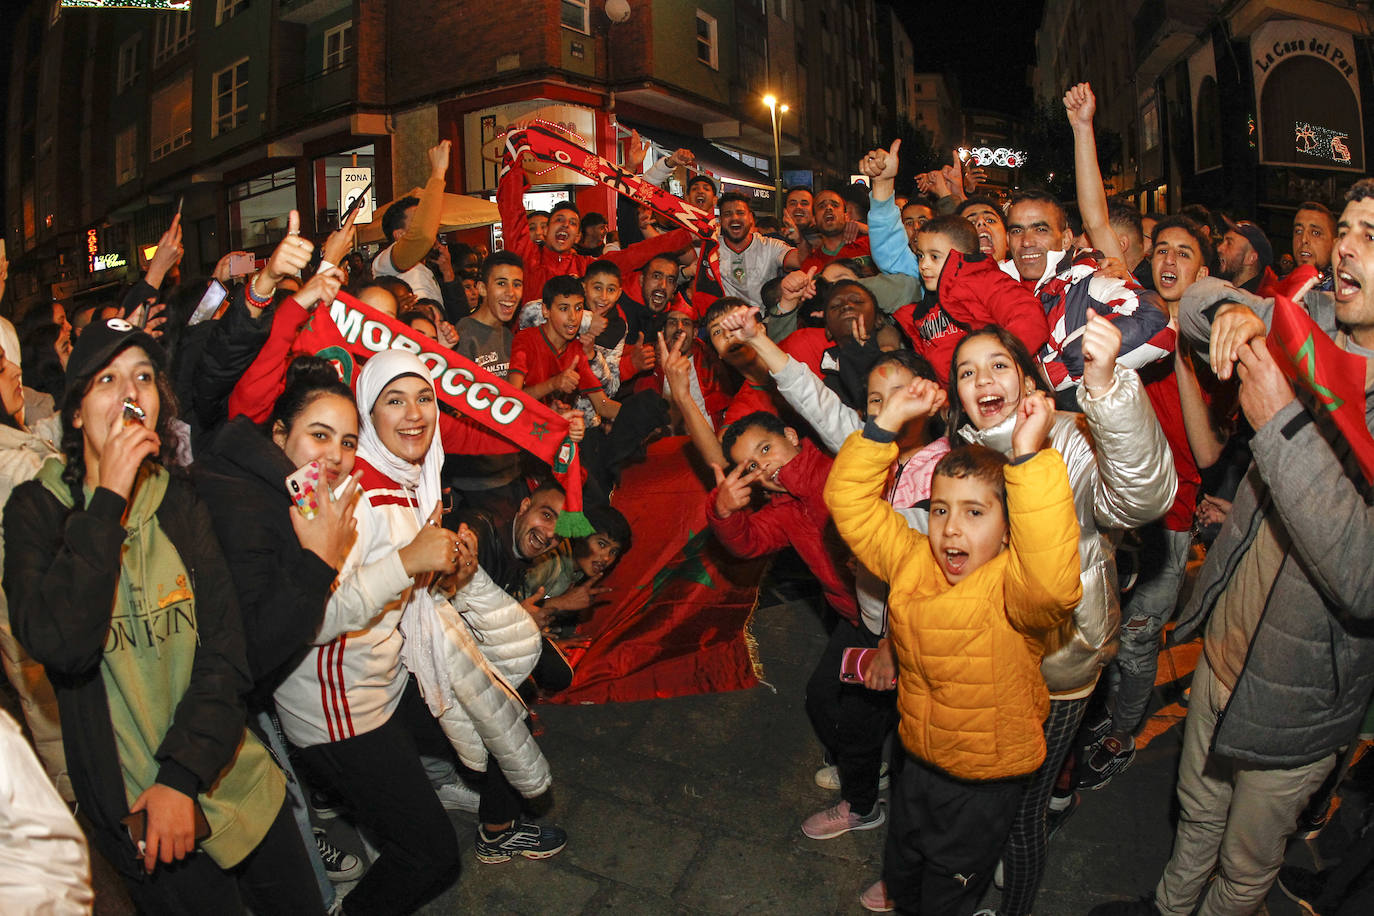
[475,818,567,863]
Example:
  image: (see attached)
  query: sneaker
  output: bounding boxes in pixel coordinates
[858,879,893,913]
[972,909,999,916]
[310,786,345,820]
[1085,897,1160,916]
[1047,791,1081,842]
[1078,736,1136,790]
[475,818,567,864]
[801,799,886,840]
[314,828,365,883]
[994,859,1003,889]
[814,761,890,792]
[434,780,480,814]
[1278,864,1330,915]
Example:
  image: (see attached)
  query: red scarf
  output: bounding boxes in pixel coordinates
[296,290,592,534]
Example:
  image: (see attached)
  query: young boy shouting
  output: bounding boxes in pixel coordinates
[824,379,1082,916]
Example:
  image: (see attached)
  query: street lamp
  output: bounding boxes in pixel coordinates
[764,95,788,222]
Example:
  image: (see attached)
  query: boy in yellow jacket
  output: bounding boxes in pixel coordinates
[824,378,1082,916]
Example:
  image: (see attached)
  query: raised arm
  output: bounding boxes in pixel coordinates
[823,426,929,586]
[661,333,727,469]
[389,141,451,272]
[1064,82,1125,264]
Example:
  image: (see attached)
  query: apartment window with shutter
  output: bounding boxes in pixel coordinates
[150,71,193,161]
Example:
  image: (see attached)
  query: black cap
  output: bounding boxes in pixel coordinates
[65,317,166,398]
[1223,217,1274,269]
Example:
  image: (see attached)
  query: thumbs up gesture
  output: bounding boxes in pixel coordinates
[263,210,314,287]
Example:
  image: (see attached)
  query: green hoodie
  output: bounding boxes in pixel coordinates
[36,459,284,868]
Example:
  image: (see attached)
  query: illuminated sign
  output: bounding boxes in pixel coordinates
[61,2,190,9]
[1295,121,1352,164]
[959,147,1028,169]
[87,228,127,272]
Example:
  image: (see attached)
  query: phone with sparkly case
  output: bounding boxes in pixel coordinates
[286,461,323,519]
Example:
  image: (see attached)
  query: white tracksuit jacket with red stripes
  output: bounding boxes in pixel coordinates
[274,458,422,748]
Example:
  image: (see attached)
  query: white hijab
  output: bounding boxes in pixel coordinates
[354,350,455,714]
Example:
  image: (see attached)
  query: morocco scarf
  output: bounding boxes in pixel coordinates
[502,119,724,303]
[297,290,593,535]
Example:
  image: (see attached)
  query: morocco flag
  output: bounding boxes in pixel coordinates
[1264,266,1374,483]
[547,437,770,704]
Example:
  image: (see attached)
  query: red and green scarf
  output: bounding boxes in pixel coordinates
[298,290,593,535]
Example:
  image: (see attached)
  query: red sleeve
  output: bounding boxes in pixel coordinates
[605,228,694,274]
[707,499,791,558]
[227,297,312,423]
[497,165,538,269]
[439,412,519,457]
[940,254,1051,356]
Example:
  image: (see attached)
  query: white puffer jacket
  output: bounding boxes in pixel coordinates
[422,568,551,798]
[961,365,1177,694]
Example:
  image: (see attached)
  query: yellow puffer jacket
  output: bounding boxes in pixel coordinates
[824,432,1082,782]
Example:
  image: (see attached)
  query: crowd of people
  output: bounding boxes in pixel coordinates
[0,75,1370,916]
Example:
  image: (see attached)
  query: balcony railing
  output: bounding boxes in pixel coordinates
[274,62,357,129]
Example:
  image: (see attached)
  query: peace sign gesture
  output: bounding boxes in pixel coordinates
[712,463,762,519]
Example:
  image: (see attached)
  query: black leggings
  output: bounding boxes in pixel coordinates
[124,798,324,916]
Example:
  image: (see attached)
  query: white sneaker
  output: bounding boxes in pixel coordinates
[993,858,1003,889]
[813,761,890,792]
[434,780,480,813]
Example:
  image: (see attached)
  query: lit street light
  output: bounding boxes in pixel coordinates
[764,95,788,221]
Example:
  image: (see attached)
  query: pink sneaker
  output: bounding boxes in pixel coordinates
[859,879,894,913]
[800,799,886,839]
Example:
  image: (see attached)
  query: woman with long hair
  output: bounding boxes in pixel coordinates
[3,317,323,913]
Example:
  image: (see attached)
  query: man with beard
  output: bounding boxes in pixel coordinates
[1215,218,1273,294]
[800,190,875,274]
[498,150,693,305]
[715,193,809,309]
[620,255,685,370]
[1001,190,1172,403]
[1292,201,1337,280]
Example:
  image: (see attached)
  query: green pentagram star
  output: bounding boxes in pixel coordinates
[529,420,551,441]
[642,528,715,597]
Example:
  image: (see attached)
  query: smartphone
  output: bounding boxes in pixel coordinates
[839,646,879,685]
[187,280,227,326]
[228,252,256,277]
[286,461,323,519]
[340,180,373,228]
[122,804,210,853]
[121,398,146,427]
[175,194,184,217]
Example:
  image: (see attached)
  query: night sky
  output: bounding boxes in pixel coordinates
[894,0,1048,114]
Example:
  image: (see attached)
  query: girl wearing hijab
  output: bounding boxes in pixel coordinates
[272,350,563,916]
[4,317,323,913]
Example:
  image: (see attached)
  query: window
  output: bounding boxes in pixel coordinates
[560,0,589,34]
[695,11,718,69]
[212,58,249,138]
[115,127,138,185]
[323,21,353,71]
[149,71,192,161]
[1141,98,1160,151]
[228,168,298,250]
[216,0,248,26]
[116,34,141,93]
[153,12,194,66]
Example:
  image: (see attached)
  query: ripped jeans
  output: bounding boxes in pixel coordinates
[1111,524,1192,737]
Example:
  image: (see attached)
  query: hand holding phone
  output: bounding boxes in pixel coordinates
[286,461,323,519]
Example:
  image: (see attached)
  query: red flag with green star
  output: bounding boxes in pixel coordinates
[548,437,769,704]
[1264,266,1374,484]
